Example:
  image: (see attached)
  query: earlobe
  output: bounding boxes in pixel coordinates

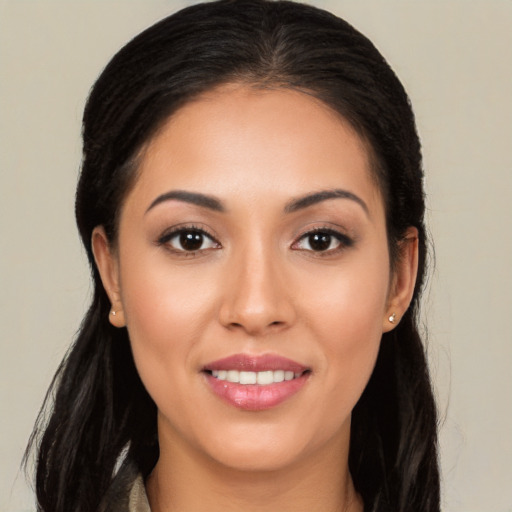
[91,226,126,328]
[383,227,419,333]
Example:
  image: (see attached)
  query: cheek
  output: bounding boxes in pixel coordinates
[121,247,218,328]
[301,252,389,403]
[118,252,219,396]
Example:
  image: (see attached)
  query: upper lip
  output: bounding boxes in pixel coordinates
[203,353,309,373]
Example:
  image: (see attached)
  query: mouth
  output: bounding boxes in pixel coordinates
[202,354,311,410]
[206,369,306,385]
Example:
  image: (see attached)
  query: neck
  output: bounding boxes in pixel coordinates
[146,419,363,512]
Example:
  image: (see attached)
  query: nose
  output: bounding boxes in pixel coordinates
[218,246,296,336]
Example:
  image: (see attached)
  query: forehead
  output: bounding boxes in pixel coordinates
[129,85,383,215]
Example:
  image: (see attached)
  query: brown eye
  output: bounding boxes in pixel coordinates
[180,231,205,251]
[293,229,353,253]
[308,233,333,252]
[160,228,219,253]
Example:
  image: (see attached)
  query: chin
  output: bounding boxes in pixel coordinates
[198,419,340,474]
[208,444,303,473]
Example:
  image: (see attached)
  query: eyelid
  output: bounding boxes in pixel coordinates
[291,225,355,254]
[156,224,221,253]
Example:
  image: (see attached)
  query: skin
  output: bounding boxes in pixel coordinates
[93,85,418,512]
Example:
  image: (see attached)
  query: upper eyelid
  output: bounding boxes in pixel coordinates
[160,224,215,236]
[298,227,344,237]
[294,224,353,241]
[292,226,355,251]
[157,224,220,244]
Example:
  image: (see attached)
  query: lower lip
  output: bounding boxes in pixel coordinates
[204,372,309,411]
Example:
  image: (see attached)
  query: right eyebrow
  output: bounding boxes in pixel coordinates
[284,188,369,217]
[145,190,225,214]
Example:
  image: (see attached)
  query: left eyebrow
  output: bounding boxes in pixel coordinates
[145,190,226,214]
[284,189,369,216]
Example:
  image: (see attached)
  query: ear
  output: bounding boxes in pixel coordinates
[382,226,419,332]
[91,226,126,328]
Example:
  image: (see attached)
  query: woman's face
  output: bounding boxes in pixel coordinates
[94,85,416,473]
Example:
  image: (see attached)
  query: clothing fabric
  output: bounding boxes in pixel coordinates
[128,475,151,512]
[99,461,149,512]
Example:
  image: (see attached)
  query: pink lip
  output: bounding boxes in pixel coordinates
[202,354,310,411]
[203,353,308,373]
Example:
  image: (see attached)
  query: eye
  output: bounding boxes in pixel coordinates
[293,229,353,253]
[158,227,220,253]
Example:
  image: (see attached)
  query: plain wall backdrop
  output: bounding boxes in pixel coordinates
[1,1,511,511]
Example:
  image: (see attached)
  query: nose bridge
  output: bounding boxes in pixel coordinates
[219,236,294,334]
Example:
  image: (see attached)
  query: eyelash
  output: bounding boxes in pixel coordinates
[156,225,353,257]
[157,225,220,256]
[292,227,354,256]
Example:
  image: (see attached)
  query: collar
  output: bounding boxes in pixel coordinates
[128,474,151,512]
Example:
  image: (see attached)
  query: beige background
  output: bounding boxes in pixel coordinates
[1,1,511,511]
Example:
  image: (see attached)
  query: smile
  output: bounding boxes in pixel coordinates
[203,354,311,410]
[210,369,301,385]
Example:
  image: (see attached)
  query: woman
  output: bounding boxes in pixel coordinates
[27,1,440,511]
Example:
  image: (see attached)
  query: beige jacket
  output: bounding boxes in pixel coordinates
[100,463,151,512]
[128,475,151,512]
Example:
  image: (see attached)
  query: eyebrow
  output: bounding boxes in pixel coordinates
[145,190,225,214]
[145,188,368,216]
[284,189,369,216]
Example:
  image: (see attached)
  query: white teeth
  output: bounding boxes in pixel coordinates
[210,369,303,385]
[239,371,257,384]
[226,370,239,382]
[256,370,273,385]
[273,370,284,383]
